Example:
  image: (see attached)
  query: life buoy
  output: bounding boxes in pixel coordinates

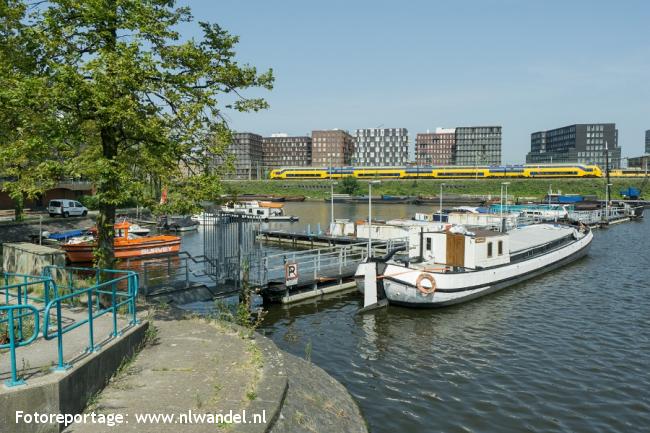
[416,273,436,295]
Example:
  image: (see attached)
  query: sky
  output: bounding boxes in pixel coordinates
[179,0,650,163]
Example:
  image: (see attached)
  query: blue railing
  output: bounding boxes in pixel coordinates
[1,266,138,387]
[0,305,40,387]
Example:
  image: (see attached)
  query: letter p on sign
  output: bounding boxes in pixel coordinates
[285,262,298,287]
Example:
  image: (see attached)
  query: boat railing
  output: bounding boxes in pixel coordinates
[0,266,138,387]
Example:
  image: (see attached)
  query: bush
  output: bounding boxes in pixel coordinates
[338,176,361,195]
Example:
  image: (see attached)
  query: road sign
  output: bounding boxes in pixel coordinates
[285,262,298,287]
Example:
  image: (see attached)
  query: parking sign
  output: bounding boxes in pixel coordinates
[285,262,298,287]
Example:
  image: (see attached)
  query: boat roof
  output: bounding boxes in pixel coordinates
[508,224,575,253]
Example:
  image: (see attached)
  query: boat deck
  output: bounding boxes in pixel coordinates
[508,224,576,254]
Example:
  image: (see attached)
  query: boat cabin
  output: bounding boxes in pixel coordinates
[421,228,510,269]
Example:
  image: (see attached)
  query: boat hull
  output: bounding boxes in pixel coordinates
[63,238,181,263]
[359,229,592,308]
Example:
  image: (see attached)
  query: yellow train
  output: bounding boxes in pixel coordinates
[609,168,649,177]
[269,164,607,180]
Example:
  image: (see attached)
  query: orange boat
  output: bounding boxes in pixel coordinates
[62,222,181,263]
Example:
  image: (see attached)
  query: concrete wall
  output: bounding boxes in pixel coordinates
[0,322,149,433]
[2,243,66,276]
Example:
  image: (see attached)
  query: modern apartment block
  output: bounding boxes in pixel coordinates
[353,128,409,166]
[311,129,354,167]
[415,128,456,165]
[645,130,650,154]
[454,126,502,166]
[628,155,649,169]
[229,132,263,179]
[262,133,312,168]
[526,123,620,168]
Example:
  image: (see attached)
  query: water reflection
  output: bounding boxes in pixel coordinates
[258,210,650,433]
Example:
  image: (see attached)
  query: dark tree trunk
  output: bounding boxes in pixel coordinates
[95,2,119,271]
[95,126,119,270]
[13,195,24,222]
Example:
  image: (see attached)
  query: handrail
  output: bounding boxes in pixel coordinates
[0,304,40,387]
[2,273,54,307]
[1,266,139,387]
[39,266,139,372]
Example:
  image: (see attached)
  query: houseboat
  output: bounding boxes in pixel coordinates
[356,223,593,309]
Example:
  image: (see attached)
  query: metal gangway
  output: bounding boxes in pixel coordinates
[248,238,408,292]
[568,206,630,225]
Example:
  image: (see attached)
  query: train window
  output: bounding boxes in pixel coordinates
[438,172,484,177]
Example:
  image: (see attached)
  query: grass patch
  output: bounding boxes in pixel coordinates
[225,178,643,200]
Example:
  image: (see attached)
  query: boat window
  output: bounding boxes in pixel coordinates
[426,238,432,251]
[498,240,503,255]
[487,242,493,257]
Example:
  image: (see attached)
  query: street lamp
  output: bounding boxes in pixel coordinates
[330,181,338,230]
[439,183,446,221]
[368,180,381,257]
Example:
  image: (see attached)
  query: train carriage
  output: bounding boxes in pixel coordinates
[270,164,603,180]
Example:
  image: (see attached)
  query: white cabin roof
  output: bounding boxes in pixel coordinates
[508,224,575,253]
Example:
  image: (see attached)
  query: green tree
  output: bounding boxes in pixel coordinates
[1,0,273,267]
[338,176,361,195]
[0,0,71,220]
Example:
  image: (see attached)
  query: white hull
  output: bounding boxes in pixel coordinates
[170,225,198,232]
[357,229,592,308]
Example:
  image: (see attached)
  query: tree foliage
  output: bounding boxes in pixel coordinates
[0,0,273,266]
[338,176,361,195]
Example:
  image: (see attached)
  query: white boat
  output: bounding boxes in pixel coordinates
[191,212,210,224]
[218,201,299,221]
[128,224,151,236]
[356,223,592,309]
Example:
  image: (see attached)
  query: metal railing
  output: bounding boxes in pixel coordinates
[568,207,628,225]
[0,305,40,387]
[249,239,407,288]
[0,266,138,387]
[128,252,236,296]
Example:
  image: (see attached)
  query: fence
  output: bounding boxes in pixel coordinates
[201,213,263,291]
[0,266,138,387]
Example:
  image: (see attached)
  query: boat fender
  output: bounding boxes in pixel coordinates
[416,273,436,295]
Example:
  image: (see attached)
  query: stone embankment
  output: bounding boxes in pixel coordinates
[64,310,367,433]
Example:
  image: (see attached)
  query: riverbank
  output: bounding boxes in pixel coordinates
[224,178,639,200]
[64,309,367,433]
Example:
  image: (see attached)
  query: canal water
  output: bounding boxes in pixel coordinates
[177,202,650,433]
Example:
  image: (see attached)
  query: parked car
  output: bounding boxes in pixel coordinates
[48,199,88,218]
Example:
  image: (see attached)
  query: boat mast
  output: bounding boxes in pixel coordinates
[605,141,611,216]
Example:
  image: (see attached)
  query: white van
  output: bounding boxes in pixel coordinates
[48,199,88,218]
